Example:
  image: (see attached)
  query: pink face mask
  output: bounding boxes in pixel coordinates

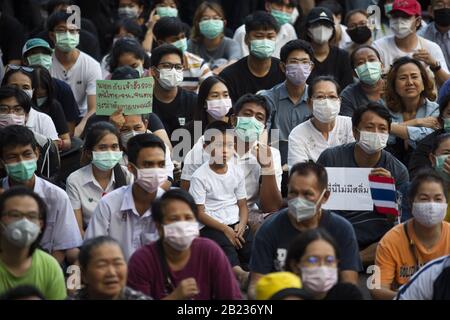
[163,221,199,251]
[135,167,167,193]
[206,98,232,120]
[300,266,338,293]
[0,114,26,128]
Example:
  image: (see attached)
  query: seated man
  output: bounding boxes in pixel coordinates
[317,102,410,265]
[248,162,362,298]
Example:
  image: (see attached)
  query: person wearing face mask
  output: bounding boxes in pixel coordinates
[127,189,242,300]
[106,37,149,79]
[248,162,361,299]
[317,103,409,266]
[373,0,450,87]
[153,17,212,92]
[117,0,144,21]
[343,10,374,54]
[418,0,450,70]
[0,187,66,300]
[220,11,285,103]
[188,2,242,75]
[71,236,152,300]
[233,0,297,59]
[303,7,354,90]
[340,46,386,118]
[384,57,440,166]
[0,125,82,266]
[181,94,283,232]
[48,11,102,137]
[66,122,133,236]
[316,0,352,50]
[371,171,450,300]
[288,76,354,166]
[150,45,197,145]
[260,39,314,142]
[84,133,167,261]
[409,94,450,179]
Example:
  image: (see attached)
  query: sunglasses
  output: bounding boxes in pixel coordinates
[6,65,34,73]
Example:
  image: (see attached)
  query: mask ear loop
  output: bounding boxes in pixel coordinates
[315,188,327,213]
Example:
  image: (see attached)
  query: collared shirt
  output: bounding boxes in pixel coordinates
[418,22,450,69]
[26,108,59,141]
[260,82,310,141]
[2,176,82,253]
[66,164,134,227]
[84,185,164,261]
[340,82,385,117]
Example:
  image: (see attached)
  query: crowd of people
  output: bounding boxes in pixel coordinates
[1,0,450,301]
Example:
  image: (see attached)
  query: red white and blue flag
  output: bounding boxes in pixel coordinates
[368,175,399,216]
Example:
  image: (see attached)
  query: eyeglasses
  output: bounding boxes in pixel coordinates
[6,65,34,73]
[287,60,314,67]
[301,255,337,267]
[312,95,340,101]
[0,104,26,115]
[3,210,40,222]
[157,62,184,71]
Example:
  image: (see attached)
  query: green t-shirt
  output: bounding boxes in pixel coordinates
[0,249,67,300]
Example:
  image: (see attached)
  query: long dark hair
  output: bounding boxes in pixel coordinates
[30,65,56,111]
[107,37,146,73]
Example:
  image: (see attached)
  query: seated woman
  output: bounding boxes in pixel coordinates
[188,1,241,75]
[106,37,150,79]
[384,56,440,166]
[0,187,66,300]
[127,189,242,300]
[288,75,354,168]
[71,236,151,300]
[343,10,373,54]
[340,45,385,117]
[371,171,450,300]
[66,121,133,236]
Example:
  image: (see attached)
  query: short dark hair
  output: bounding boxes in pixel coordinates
[351,102,392,130]
[0,285,46,300]
[47,11,71,31]
[344,9,368,26]
[0,125,38,159]
[204,120,234,146]
[350,45,382,69]
[280,39,314,63]
[266,0,297,6]
[431,133,450,154]
[127,133,166,165]
[151,189,198,224]
[0,85,33,113]
[79,236,122,270]
[114,18,144,41]
[289,162,328,190]
[46,0,73,15]
[233,94,270,123]
[150,44,183,67]
[408,170,447,206]
[438,93,450,125]
[108,37,146,73]
[153,17,185,42]
[245,11,280,34]
[307,75,341,98]
[0,186,47,257]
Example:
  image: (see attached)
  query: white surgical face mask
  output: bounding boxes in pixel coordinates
[157,68,183,90]
[1,218,40,248]
[312,99,340,123]
[23,89,34,99]
[288,189,326,222]
[135,167,167,193]
[412,202,447,227]
[206,98,232,120]
[163,221,199,251]
[308,25,333,44]
[300,266,338,293]
[390,17,415,39]
[357,130,389,154]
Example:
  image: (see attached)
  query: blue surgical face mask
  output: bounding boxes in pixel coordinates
[355,61,382,85]
[92,151,123,171]
[234,116,264,142]
[250,39,276,59]
[172,38,187,53]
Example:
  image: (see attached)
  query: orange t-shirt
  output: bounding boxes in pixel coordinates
[375,221,450,289]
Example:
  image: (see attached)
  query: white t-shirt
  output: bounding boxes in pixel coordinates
[339,24,352,49]
[373,35,449,73]
[288,115,355,169]
[50,50,102,116]
[26,107,59,141]
[233,23,297,59]
[189,161,247,226]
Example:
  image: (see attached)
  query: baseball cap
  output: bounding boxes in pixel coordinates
[22,38,53,56]
[390,0,422,16]
[256,272,311,300]
[305,7,334,26]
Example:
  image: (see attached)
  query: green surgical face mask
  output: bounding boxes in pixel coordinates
[172,38,187,53]
[199,19,224,39]
[444,118,450,133]
[355,61,382,86]
[55,32,79,52]
[271,9,292,26]
[234,116,264,142]
[250,39,276,59]
[156,6,178,18]
[435,154,450,182]
[5,159,37,182]
[27,53,52,70]
[92,151,123,171]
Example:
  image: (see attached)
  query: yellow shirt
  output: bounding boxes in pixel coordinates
[376,221,450,289]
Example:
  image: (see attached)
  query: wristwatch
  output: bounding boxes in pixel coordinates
[430,61,441,73]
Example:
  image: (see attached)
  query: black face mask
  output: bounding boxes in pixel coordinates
[347,26,372,44]
[434,8,450,28]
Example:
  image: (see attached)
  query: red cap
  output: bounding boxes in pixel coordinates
[391,0,422,16]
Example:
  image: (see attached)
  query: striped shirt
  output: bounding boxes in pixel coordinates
[181,52,212,92]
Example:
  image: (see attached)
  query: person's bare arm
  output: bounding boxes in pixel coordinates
[340,270,359,285]
[180,179,190,191]
[142,9,159,53]
[74,208,85,238]
[248,272,264,300]
[153,129,173,152]
[74,95,96,137]
[370,284,397,300]
[58,133,72,151]
[52,250,66,264]
[360,242,378,266]
[67,121,76,137]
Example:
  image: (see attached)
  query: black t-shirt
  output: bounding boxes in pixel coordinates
[152,88,197,144]
[307,46,354,91]
[219,56,285,103]
[35,100,69,136]
[0,14,25,64]
[147,113,164,132]
[249,208,362,274]
[53,78,81,123]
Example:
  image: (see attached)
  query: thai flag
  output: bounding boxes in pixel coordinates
[368,175,399,216]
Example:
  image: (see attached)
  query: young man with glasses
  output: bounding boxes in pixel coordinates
[47,11,102,137]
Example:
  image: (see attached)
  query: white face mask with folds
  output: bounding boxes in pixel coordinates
[390,17,415,39]
[357,130,389,154]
